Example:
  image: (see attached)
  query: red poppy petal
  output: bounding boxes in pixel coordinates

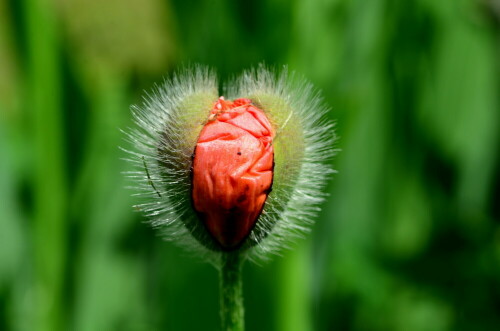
[192,98,274,249]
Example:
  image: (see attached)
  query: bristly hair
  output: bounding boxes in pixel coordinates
[122,65,220,264]
[227,66,337,263]
[122,65,337,266]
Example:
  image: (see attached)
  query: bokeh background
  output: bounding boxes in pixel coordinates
[1,0,500,330]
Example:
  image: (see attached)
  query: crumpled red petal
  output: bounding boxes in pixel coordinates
[192,97,274,249]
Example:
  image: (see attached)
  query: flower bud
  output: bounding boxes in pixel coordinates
[124,66,336,263]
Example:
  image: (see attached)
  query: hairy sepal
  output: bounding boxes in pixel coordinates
[125,67,222,262]
[227,68,337,262]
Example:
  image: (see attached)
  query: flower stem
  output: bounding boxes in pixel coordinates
[219,252,245,331]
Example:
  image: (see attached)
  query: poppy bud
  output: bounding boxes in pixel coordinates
[124,66,336,263]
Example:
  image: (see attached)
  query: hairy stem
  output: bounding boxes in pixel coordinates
[219,252,245,331]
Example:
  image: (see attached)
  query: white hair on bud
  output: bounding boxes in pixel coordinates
[227,66,337,263]
[122,65,221,264]
[123,65,337,266]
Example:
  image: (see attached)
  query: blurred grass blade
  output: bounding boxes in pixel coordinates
[23,0,67,330]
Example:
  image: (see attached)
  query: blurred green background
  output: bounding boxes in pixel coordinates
[1,0,500,330]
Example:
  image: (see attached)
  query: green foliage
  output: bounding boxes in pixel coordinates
[0,0,499,330]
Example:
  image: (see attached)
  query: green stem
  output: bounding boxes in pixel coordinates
[219,252,245,331]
